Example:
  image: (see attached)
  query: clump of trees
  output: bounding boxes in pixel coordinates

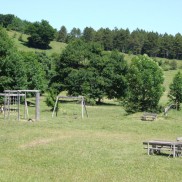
[0,27,55,93]
[50,40,128,104]
[27,20,55,49]
[0,27,27,91]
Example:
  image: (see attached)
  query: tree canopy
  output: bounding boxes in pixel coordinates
[27,20,55,49]
[124,55,164,113]
[0,27,27,92]
[51,40,128,104]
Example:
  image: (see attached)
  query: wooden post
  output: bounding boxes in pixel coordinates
[24,93,26,119]
[52,96,58,118]
[173,144,176,158]
[35,92,40,121]
[18,92,20,121]
[147,142,150,155]
[4,94,6,120]
[81,97,84,118]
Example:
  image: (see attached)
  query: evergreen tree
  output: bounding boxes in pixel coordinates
[57,25,67,42]
[82,27,95,42]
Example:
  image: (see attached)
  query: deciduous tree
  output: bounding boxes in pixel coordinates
[124,55,164,113]
[27,20,55,49]
[168,71,182,110]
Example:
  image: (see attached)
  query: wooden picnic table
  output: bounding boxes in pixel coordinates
[141,112,157,121]
[143,140,182,157]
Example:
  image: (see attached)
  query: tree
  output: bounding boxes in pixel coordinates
[0,27,27,92]
[57,25,67,42]
[95,28,113,51]
[103,51,128,99]
[173,33,182,60]
[124,55,164,113]
[52,40,127,104]
[27,20,55,49]
[113,28,130,53]
[21,52,47,92]
[168,72,182,110]
[46,88,59,111]
[142,32,159,57]
[66,27,81,43]
[158,33,174,59]
[82,27,95,42]
[128,29,146,55]
[0,14,14,28]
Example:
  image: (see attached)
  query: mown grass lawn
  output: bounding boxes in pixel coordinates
[0,96,182,182]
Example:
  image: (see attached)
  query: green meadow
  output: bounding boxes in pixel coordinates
[7,30,67,55]
[0,70,182,182]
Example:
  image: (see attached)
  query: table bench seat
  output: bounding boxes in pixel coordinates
[141,112,157,121]
[143,140,182,157]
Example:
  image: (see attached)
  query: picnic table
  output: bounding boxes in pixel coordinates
[143,140,182,157]
[141,112,157,121]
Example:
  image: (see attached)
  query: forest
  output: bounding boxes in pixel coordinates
[0,14,182,113]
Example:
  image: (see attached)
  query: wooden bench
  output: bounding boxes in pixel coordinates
[141,112,157,121]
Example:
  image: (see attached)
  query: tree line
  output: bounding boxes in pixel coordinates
[1,14,182,60]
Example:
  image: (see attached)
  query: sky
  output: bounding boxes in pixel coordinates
[0,0,181,35]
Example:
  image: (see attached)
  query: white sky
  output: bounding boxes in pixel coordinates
[0,0,181,35]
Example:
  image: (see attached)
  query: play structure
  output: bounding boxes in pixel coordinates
[0,90,40,121]
[52,96,88,118]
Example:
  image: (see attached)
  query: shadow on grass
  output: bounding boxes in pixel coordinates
[20,41,52,50]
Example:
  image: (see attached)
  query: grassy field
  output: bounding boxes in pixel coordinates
[0,76,182,182]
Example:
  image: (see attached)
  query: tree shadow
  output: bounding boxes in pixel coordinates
[20,41,52,50]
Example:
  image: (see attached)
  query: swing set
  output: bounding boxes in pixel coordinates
[52,96,88,118]
[0,90,40,121]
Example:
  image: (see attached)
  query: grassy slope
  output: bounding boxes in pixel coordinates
[7,30,67,55]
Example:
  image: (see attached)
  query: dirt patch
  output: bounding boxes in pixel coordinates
[19,130,136,149]
[19,135,71,149]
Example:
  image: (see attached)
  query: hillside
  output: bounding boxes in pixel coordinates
[6,30,182,107]
[7,30,67,55]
